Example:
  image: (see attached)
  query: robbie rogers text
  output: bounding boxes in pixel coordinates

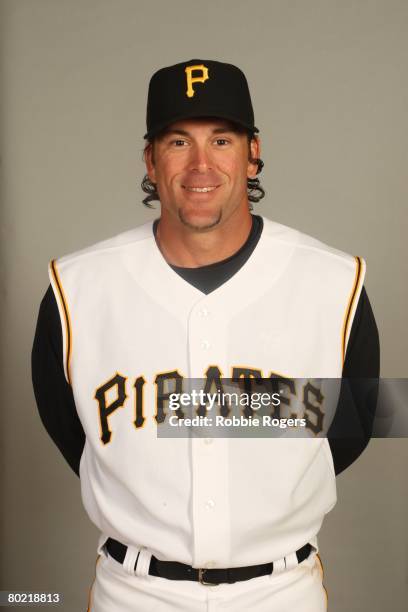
[168,415,307,428]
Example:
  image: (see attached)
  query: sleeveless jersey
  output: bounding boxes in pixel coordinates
[48,216,365,568]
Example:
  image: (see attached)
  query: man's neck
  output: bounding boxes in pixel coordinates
[155,210,253,268]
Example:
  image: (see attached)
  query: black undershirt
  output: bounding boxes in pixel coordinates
[31,215,380,477]
[161,215,263,293]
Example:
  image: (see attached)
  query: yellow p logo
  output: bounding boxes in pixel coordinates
[185,64,209,98]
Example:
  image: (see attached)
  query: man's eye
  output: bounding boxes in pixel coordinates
[172,139,187,146]
[215,138,229,146]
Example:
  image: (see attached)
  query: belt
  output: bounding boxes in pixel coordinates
[105,538,312,586]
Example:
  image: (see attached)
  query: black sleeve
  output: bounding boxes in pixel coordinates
[327,287,380,475]
[31,285,85,476]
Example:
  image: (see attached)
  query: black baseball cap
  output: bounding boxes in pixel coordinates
[144,59,259,140]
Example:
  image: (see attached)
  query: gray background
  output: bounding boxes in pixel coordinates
[1,0,407,610]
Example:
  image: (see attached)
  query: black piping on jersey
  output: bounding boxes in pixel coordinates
[50,259,72,386]
[342,256,363,366]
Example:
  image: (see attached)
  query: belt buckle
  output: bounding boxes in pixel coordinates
[198,568,218,586]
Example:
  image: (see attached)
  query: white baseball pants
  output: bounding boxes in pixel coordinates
[87,545,327,611]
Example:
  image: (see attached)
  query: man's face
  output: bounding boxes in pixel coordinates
[145,118,260,231]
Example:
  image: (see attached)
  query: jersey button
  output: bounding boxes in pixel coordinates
[198,308,209,317]
[204,438,213,445]
[201,340,210,349]
[205,499,215,510]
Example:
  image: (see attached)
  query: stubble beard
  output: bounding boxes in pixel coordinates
[178,208,223,232]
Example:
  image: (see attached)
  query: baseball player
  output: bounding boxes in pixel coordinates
[32,59,379,611]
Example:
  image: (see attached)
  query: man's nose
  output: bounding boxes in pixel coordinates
[188,145,213,172]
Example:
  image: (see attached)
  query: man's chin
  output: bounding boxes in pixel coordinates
[178,209,222,232]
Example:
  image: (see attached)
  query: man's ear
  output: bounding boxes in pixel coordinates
[144,143,156,183]
[247,136,261,178]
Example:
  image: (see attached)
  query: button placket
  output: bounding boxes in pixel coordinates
[191,435,231,568]
[188,301,231,567]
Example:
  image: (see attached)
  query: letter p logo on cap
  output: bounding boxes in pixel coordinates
[185,64,209,98]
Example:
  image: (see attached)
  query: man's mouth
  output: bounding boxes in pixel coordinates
[182,185,219,193]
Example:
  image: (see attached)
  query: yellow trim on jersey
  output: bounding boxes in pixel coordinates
[50,259,73,385]
[316,553,328,610]
[86,555,101,612]
[316,552,324,578]
[341,256,363,367]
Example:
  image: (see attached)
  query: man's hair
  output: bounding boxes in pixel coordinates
[141,124,265,210]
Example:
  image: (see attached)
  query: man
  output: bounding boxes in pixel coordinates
[32,59,379,611]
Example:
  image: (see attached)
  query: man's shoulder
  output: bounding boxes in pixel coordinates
[54,220,155,268]
[261,216,361,270]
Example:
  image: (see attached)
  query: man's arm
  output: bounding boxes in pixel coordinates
[328,287,380,475]
[31,285,85,476]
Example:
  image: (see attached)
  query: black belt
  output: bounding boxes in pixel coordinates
[105,538,312,586]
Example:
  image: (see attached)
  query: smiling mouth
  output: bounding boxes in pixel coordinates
[182,185,219,193]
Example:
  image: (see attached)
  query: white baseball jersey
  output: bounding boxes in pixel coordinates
[48,216,365,569]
